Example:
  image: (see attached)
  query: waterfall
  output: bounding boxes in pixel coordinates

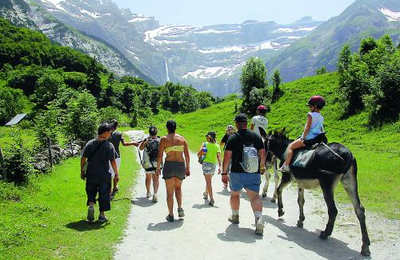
[164,57,170,82]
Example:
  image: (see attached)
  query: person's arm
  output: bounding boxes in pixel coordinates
[183,139,190,176]
[250,117,255,130]
[80,156,87,180]
[139,138,148,150]
[301,114,313,140]
[156,138,165,176]
[222,150,232,174]
[110,160,119,182]
[217,152,222,174]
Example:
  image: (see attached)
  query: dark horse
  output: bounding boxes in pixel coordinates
[264,131,370,256]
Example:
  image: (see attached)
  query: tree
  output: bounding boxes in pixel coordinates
[64,91,99,145]
[86,58,101,97]
[359,37,378,56]
[316,66,327,75]
[0,86,25,124]
[178,87,199,113]
[240,57,269,115]
[34,104,60,149]
[31,71,67,111]
[271,69,283,103]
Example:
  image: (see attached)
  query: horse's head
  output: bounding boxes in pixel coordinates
[264,129,291,161]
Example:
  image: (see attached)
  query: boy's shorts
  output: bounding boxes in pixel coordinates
[229,172,261,193]
[110,158,121,177]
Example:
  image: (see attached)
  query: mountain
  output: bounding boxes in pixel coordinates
[265,0,400,82]
[0,0,156,84]
[21,0,322,96]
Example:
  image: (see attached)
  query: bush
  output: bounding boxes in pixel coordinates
[0,86,25,124]
[99,106,122,123]
[3,130,35,184]
[34,105,60,149]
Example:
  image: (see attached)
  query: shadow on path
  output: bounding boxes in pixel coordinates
[147,220,184,231]
[264,215,366,259]
[132,197,156,208]
[65,220,109,232]
[217,224,262,244]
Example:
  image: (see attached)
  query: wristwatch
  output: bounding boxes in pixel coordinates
[221,173,228,175]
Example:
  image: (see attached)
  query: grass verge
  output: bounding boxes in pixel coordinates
[0,138,139,259]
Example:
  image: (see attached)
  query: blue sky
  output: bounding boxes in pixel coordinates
[112,0,356,26]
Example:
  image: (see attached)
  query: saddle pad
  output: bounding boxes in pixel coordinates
[292,149,315,168]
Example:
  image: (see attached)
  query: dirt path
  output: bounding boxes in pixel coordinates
[114,130,400,260]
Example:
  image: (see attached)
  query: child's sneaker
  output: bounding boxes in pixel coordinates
[166,214,174,222]
[87,205,95,222]
[278,164,291,173]
[152,194,158,203]
[146,192,151,198]
[209,199,215,206]
[98,215,108,223]
[228,214,239,224]
[178,207,185,218]
[203,192,208,200]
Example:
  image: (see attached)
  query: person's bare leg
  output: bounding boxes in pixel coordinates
[145,174,151,195]
[165,179,175,216]
[152,174,159,194]
[205,175,214,201]
[174,178,183,208]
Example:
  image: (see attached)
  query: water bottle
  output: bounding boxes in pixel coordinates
[198,144,207,163]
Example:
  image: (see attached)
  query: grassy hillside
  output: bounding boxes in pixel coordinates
[173,72,400,219]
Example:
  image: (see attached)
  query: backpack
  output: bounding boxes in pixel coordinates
[198,142,207,164]
[236,133,259,173]
[141,137,161,171]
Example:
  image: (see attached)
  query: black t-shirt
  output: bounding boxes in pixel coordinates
[82,139,117,183]
[108,131,124,158]
[221,134,229,144]
[225,129,264,173]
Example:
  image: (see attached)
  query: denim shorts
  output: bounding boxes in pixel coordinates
[229,172,261,193]
[202,162,216,175]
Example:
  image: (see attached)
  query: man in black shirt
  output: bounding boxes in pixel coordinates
[81,123,118,223]
[222,113,266,235]
[108,119,139,197]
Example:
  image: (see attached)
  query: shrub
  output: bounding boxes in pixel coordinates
[99,106,122,124]
[3,130,35,184]
[34,105,60,149]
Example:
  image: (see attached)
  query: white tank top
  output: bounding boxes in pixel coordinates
[251,115,268,137]
[305,112,324,140]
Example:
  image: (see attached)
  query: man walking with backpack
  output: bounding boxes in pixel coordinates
[139,126,161,202]
[222,113,266,235]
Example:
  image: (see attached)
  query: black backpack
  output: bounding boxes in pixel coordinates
[141,137,161,171]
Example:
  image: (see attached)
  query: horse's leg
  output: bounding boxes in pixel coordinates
[272,158,280,203]
[341,161,371,256]
[262,169,271,198]
[277,172,291,217]
[320,180,338,239]
[297,187,305,228]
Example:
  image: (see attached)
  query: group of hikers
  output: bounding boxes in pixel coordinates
[80,95,326,235]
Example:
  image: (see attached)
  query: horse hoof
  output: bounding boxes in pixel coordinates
[296,221,303,228]
[278,210,285,217]
[361,245,371,256]
[262,193,267,198]
[271,198,276,203]
[319,231,328,240]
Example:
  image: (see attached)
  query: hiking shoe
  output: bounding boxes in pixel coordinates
[166,214,174,222]
[255,218,264,236]
[209,199,215,206]
[152,194,158,203]
[98,215,108,223]
[146,192,151,198]
[87,205,95,222]
[279,164,291,173]
[178,207,185,218]
[228,214,239,224]
[203,192,208,200]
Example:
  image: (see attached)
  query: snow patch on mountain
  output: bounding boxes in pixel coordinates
[274,27,317,33]
[144,25,193,45]
[80,9,101,18]
[183,63,243,79]
[43,0,67,13]
[379,8,400,22]
[194,29,239,34]
[129,15,152,23]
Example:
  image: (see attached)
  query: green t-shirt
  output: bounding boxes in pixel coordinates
[203,142,221,164]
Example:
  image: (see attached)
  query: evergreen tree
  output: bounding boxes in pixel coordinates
[271,69,283,103]
[86,58,101,97]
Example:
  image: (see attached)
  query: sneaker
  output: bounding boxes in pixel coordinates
[98,215,108,223]
[209,199,215,206]
[146,192,151,198]
[228,214,239,224]
[279,164,291,173]
[255,218,264,236]
[152,194,158,203]
[203,192,208,200]
[166,214,174,222]
[178,207,185,218]
[87,205,95,222]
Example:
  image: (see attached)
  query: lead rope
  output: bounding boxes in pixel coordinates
[321,142,345,162]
